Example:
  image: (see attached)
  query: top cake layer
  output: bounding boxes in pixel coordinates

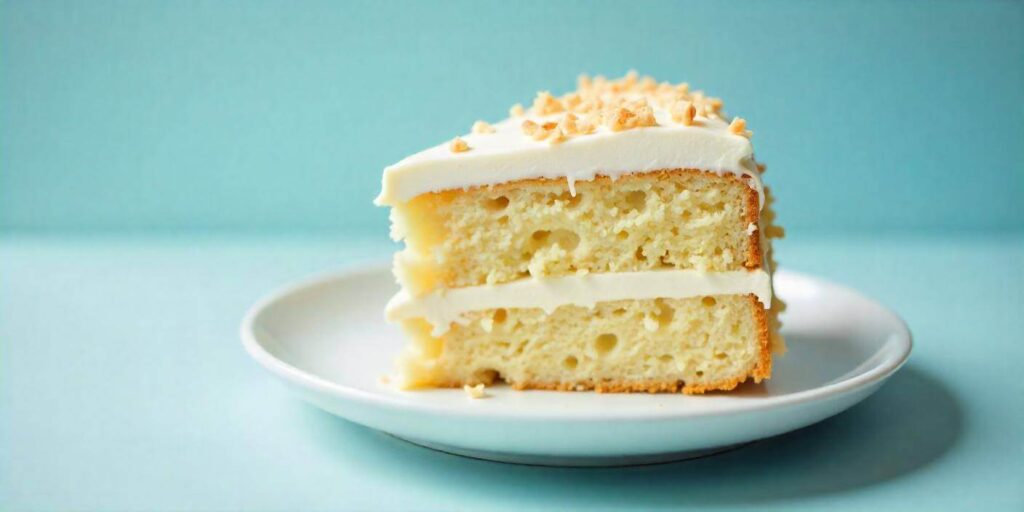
[376,72,763,208]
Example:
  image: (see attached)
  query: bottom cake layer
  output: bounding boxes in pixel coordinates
[396,294,781,394]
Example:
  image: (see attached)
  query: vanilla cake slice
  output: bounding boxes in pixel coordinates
[376,72,784,394]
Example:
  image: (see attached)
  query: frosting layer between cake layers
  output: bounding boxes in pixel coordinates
[375,108,763,208]
[387,269,772,336]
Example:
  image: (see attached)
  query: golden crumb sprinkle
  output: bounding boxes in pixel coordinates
[509,103,525,117]
[605,107,635,132]
[671,100,696,125]
[521,120,540,136]
[548,127,567,145]
[729,117,751,137]
[463,383,487,399]
[509,72,745,140]
[707,97,724,113]
[576,117,596,135]
[472,120,496,134]
[636,105,657,127]
[449,137,470,153]
[562,92,582,111]
[519,112,599,144]
[558,112,578,134]
[521,119,552,141]
[533,91,565,116]
[756,162,767,174]
[638,75,657,91]
[601,101,657,132]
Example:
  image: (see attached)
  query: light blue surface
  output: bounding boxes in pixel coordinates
[1,233,1022,510]
[2,0,1022,233]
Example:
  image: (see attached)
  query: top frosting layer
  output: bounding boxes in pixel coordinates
[375,72,762,207]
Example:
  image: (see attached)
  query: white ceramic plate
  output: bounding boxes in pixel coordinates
[241,264,911,466]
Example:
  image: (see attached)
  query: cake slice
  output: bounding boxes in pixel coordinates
[376,72,784,394]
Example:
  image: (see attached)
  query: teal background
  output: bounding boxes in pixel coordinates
[2,0,1022,234]
[2,1,1023,511]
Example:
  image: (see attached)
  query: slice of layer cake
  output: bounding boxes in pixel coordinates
[377,72,784,394]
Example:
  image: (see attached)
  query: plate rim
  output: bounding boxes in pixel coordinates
[240,262,913,422]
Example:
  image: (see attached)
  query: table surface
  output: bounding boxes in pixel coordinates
[2,232,1022,511]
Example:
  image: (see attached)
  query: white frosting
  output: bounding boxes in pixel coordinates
[387,269,772,336]
[375,108,762,208]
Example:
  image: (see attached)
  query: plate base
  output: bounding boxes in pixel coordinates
[243,265,912,465]
[393,435,748,467]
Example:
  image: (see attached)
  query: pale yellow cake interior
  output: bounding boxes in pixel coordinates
[396,294,770,394]
[391,170,760,296]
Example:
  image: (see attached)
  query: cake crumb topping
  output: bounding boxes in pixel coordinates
[670,100,696,125]
[449,137,470,153]
[548,127,568,145]
[558,112,578,134]
[521,120,540,137]
[533,91,566,116]
[463,383,488,399]
[472,120,496,134]
[520,118,580,144]
[729,117,751,138]
[506,71,743,144]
